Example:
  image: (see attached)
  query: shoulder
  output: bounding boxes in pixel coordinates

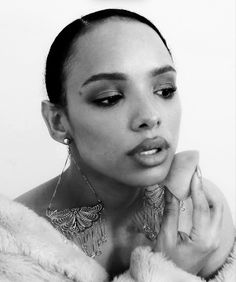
[15,176,59,217]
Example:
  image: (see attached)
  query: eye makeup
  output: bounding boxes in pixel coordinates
[80,71,177,109]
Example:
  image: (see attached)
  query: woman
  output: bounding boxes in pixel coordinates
[0,9,235,281]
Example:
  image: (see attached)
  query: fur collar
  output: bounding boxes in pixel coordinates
[0,194,235,281]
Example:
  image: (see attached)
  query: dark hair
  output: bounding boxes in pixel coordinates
[45,9,172,107]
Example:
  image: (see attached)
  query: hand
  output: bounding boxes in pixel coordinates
[154,169,224,275]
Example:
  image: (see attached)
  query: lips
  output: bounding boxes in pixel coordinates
[127,136,170,156]
[127,136,170,167]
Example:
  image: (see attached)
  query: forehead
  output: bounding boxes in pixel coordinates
[66,19,173,89]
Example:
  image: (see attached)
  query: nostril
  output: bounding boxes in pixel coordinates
[137,119,161,130]
[131,114,161,132]
[139,123,148,128]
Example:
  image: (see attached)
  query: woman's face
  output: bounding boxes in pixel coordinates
[65,19,181,187]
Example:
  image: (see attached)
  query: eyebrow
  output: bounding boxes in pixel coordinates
[81,65,176,88]
[150,65,176,77]
[81,72,127,87]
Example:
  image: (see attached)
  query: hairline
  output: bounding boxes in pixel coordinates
[62,16,172,109]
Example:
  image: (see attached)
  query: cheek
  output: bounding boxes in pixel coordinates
[69,110,126,162]
[171,106,181,132]
[167,99,182,143]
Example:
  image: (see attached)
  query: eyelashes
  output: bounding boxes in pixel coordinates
[92,90,123,107]
[92,86,177,108]
[93,93,123,107]
[153,86,177,99]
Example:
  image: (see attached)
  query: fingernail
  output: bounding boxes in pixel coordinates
[195,165,203,189]
[196,165,202,180]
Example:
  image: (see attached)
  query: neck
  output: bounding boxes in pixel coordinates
[64,161,144,217]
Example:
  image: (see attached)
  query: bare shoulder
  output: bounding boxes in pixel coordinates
[15,176,59,217]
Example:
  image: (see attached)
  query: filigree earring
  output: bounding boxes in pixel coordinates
[46,137,166,257]
[132,184,165,240]
[46,139,106,258]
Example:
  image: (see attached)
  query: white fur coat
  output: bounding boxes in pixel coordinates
[0,194,235,282]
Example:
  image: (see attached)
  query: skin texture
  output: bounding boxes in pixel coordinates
[17,19,234,278]
[41,19,182,212]
[65,20,181,199]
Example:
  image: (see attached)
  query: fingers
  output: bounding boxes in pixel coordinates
[190,168,210,239]
[190,166,223,252]
[210,200,224,236]
[200,180,224,241]
[158,188,180,247]
[177,231,191,244]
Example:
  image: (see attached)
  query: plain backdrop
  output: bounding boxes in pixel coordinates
[0,0,235,222]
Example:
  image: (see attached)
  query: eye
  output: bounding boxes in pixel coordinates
[154,87,177,99]
[93,92,123,107]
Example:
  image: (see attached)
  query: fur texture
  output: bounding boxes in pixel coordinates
[0,194,235,282]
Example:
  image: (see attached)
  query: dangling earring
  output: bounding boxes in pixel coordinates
[46,139,106,258]
[46,136,166,256]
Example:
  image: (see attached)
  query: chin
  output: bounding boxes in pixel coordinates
[122,163,171,188]
[124,147,176,187]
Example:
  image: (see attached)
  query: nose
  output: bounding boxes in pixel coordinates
[130,97,162,132]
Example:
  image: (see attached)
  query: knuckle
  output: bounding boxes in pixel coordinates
[199,242,211,253]
[210,233,221,250]
[199,237,219,253]
[211,239,220,251]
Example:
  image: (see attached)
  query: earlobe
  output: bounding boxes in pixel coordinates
[41,100,69,144]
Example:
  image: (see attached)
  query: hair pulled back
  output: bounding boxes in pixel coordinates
[45,9,171,107]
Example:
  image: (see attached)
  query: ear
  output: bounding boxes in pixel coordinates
[41,100,70,144]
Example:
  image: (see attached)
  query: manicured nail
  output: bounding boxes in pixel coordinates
[196,165,202,180]
[195,165,203,189]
